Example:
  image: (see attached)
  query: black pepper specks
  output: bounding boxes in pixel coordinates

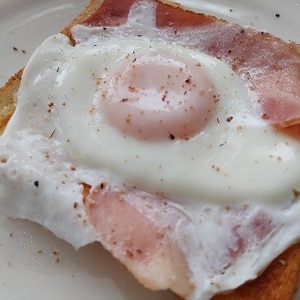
[261,113,269,120]
[100,182,107,189]
[12,47,26,53]
[275,13,280,18]
[34,181,39,188]
[185,76,192,84]
[49,129,56,139]
[169,134,175,140]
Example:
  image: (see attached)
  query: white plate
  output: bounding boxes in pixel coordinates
[0,0,300,299]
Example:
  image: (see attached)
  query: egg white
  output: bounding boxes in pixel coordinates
[11,29,300,208]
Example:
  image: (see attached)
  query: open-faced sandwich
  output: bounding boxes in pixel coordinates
[1,0,300,299]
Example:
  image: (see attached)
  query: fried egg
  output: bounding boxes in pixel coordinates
[1,1,300,300]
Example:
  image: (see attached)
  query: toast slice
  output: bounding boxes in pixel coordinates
[1,0,300,299]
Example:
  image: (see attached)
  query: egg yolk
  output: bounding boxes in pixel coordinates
[100,50,217,140]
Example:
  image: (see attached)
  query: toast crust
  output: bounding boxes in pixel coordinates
[213,242,300,300]
[0,0,300,299]
[0,69,22,133]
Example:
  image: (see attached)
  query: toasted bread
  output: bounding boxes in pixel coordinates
[0,0,300,299]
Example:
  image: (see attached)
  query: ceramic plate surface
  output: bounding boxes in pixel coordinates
[0,0,299,299]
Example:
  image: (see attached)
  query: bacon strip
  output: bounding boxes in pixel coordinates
[87,183,195,298]
[84,0,300,129]
[86,181,280,299]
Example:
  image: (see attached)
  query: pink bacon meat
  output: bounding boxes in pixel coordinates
[86,182,278,299]
[85,0,300,130]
